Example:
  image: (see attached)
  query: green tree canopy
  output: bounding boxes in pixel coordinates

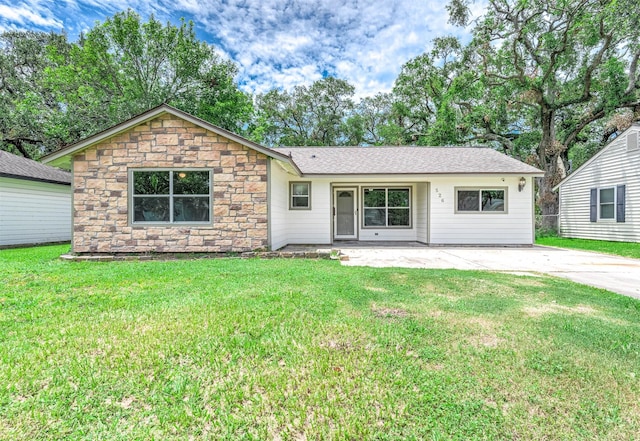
[0,10,251,159]
[254,76,356,146]
[0,31,72,158]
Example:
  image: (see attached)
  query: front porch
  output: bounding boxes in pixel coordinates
[278,241,429,252]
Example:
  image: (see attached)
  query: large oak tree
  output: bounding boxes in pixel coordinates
[0,31,72,158]
[448,0,640,227]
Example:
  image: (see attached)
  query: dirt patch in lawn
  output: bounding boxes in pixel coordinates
[365,286,388,293]
[523,303,598,317]
[371,304,410,318]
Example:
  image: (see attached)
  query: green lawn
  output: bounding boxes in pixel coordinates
[537,236,640,259]
[1,245,639,440]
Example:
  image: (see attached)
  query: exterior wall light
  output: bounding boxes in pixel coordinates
[518,177,526,192]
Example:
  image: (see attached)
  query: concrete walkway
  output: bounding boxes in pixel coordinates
[338,244,640,299]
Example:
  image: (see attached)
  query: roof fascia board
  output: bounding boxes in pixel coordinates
[300,172,544,179]
[0,173,71,185]
[41,106,169,166]
[553,126,637,191]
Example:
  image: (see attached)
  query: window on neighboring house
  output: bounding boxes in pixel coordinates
[290,182,311,209]
[456,188,506,213]
[363,187,411,227]
[131,170,211,224]
[591,185,626,222]
[599,187,615,219]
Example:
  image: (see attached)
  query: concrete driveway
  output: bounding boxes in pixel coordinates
[338,244,640,299]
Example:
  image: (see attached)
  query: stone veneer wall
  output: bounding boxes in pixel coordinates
[72,114,268,253]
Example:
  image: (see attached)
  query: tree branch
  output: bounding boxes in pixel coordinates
[469,132,515,150]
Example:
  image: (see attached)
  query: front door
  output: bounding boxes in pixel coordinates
[334,188,358,240]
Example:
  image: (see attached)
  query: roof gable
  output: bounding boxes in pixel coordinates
[272,146,543,175]
[554,124,640,190]
[41,104,298,172]
[0,150,71,185]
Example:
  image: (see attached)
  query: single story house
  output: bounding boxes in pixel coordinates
[555,124,640,242]
[0,150,72,247]
[42,104,543,253]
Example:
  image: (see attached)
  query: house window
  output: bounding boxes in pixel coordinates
[456,188,506,213]
[363,187,411,227]
[131,170,211,224]
[290,182,311,209]
[599,188,615,219]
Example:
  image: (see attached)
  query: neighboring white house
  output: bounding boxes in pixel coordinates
[555,124,640,242]
[0,150,72,247]
[41,105,543,254]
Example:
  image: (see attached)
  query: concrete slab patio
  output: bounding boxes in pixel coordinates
[333,243,640,299]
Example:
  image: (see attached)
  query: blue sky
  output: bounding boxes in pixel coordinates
[0,0,483,98]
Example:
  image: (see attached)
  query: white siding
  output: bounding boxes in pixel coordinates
[0,177,71,246]
[558,127,640,242]
[269,161,289,250]
[269,162,332,249]
[285,179,331,244]
[429,176,534,245]
[268,167,536,248]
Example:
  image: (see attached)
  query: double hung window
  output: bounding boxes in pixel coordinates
[290,182,311,209]
[598,188,615,220]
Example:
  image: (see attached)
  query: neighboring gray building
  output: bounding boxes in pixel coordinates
[556,125,640,242]
[0,150,72,247]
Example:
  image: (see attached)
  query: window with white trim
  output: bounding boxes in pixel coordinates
[456,188,506,213]
[290,182,311,209]
[131,170,211,224]
[599,187,615,220]
[363,187,411,227]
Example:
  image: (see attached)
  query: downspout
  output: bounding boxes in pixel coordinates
[531,176,536,244]
[70,157,75,253]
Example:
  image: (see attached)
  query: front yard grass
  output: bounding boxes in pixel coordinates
[1,245,639,440]
[537,236,640,259]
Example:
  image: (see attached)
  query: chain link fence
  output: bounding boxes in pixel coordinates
[536,214,559,236]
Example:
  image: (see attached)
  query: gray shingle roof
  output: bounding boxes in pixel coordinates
[0,150,71,185]
[272,146,542,175]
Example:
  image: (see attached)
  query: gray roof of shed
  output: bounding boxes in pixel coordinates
[272,146,542,175]
[0,150,71,185]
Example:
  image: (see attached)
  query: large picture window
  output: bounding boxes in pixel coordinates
[456,188,506,213]
[131,170,211,224]
[363,187,411,227]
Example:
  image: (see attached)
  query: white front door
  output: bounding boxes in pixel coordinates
[334,188,358,240]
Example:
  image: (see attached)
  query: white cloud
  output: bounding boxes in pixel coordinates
[0,3,62,28]
[0,0,487,98]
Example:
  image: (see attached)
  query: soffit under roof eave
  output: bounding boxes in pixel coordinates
[297,171,545,179]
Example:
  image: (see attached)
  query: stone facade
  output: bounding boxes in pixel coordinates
[72,114,268,253]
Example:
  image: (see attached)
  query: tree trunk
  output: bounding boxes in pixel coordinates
[538,107,560,230]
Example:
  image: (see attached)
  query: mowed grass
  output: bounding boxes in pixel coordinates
[537,236,640,259]
[1,245,639,440]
